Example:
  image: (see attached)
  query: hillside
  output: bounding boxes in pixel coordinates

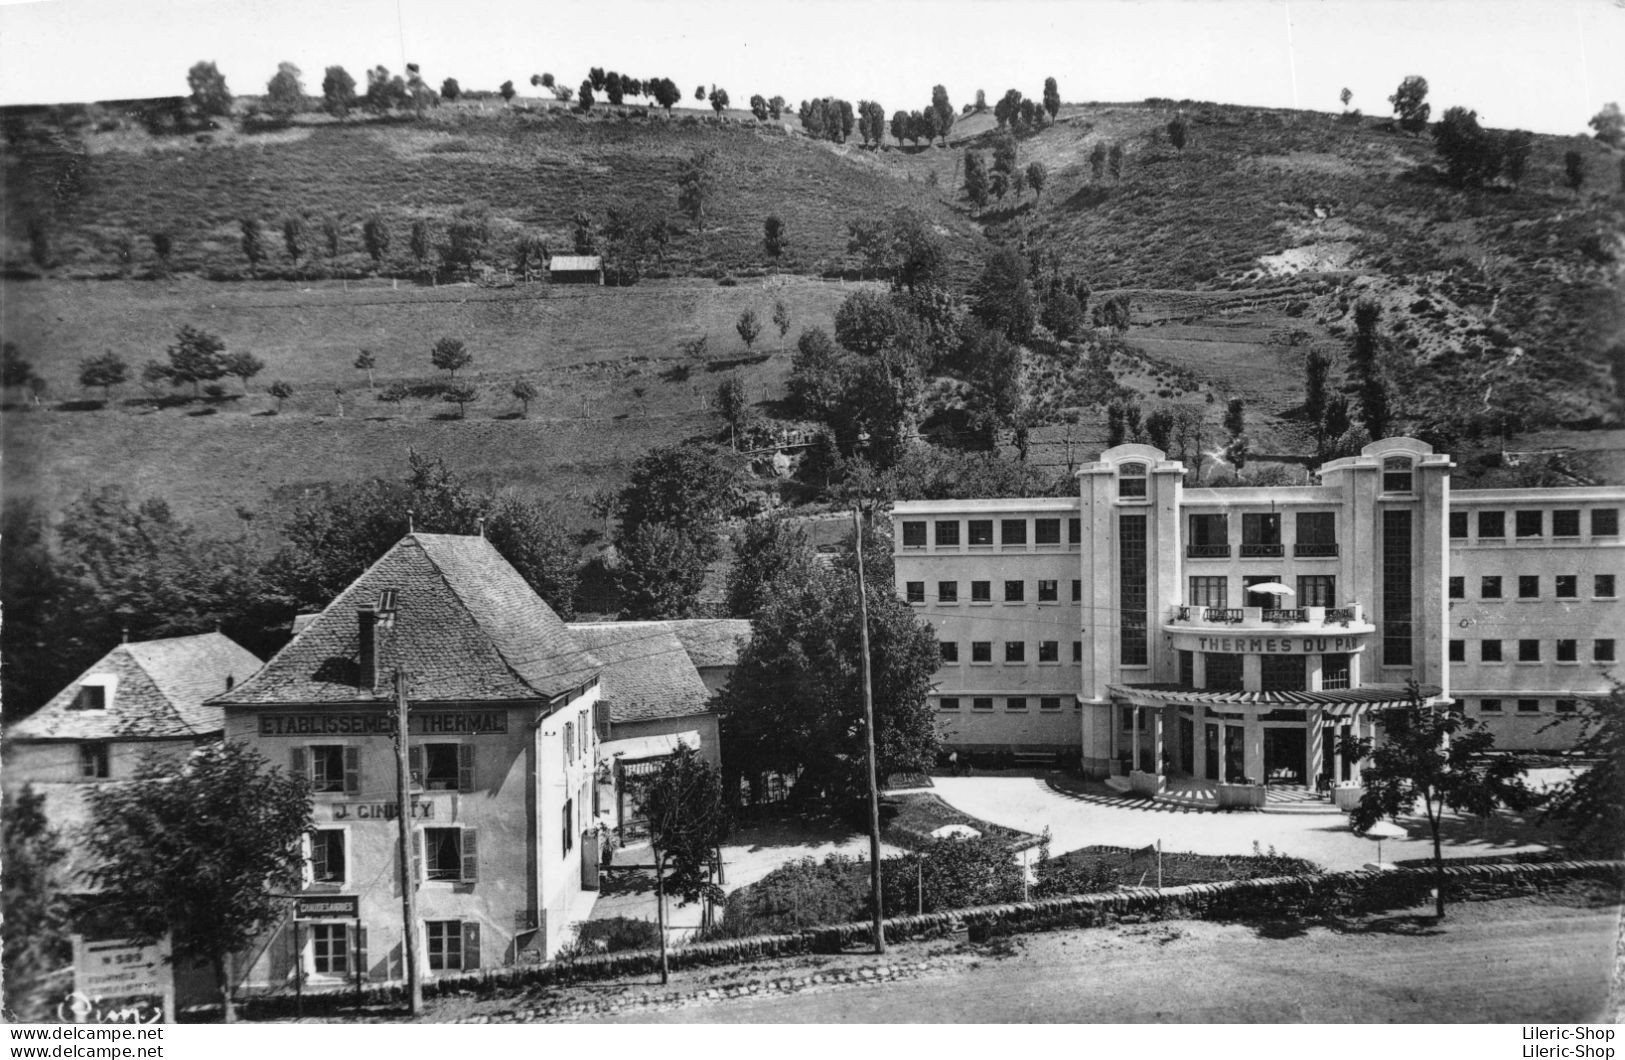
[3,98,1624,544]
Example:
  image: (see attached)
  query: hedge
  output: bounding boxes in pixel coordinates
[237,859,1621,1020]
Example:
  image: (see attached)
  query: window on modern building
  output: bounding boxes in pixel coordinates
[1382,457,1413,493]
[309,923,351,977]
[1381,508,1415,668]
[1598,574,1617,598]
[426,920,477,972]
[1040,697,1062,711]
[1322,653,1351,690]
[1480,698,1502,713]
[1119,706,1135,731]
[1555,575,1578,599]
[1072,579,1082,602]
[1518,639,1540,662]
[1515,510,1543,538]
[1072,641,1083,662]
[971,641,992,663]
[1206,653,1244,691]
[1556,639,1578,662]
[906,581,925,604]
[310,829,346,885]
[939,641,958,663]
[1594,509,1620,537]
[968,520,993,546]
[423,827,476,882]
[1481,640,1503,662]
[1179,650,1194,686]
[938,581,958,604]
[1119,514,1149,665]
[1449,576,1464,599]
[1448,511,1468,538]
[1517,575,1539,599]
[422,744,472,792]
[1189,576,1227,608]
[1038,579,1058,602]
[1039,641,1059,663]
[1241,513,1282,556]
[1035,518,1061,545]
[1552,510,1581,538]
[1069,518,1081,544]
[1516,698,1540,714]
[1597,639,1617,663]
[972,697,993,711]
[1004,580,1024,602]
[1481,576,1502,600]
[80,743,109,780]
[1005,642,1026,663]
[939,697,960,711]
[72,685,107,711]
[1260,654,1307,692]
[1297,575,1336,608]
[971,581,991,603]
[1556,699,1577,714]
[1119,462,1148,498]
[1296,512,1337,556]
[1006,697,1027,712]
[935,520,960,547]
[1449,639,1465,662]
[1478,511,1505,538]
[1001,519,1027,546]
[1188,514,1230,556]
[902,521,927,547]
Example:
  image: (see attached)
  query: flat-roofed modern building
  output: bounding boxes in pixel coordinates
[893,438,1622,789]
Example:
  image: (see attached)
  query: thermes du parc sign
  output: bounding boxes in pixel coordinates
[258,710,510,737]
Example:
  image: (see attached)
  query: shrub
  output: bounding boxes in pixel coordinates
[556,916,662,958]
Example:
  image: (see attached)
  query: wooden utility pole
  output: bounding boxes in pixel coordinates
[852,504,885,955]
[393,669,422,1015]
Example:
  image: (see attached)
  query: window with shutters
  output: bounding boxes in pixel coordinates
[305,745,358,795]
[425,920,479,972]
[423,827,477,882]
[309,829,346,885]
[409,744,472,793]
[310,923,350,976]
[561,799,574,858]
[564,722,576,766]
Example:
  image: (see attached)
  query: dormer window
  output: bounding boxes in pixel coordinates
[1382,457,1413,493]
[1119,462,1148,499]
[72,684,108,711]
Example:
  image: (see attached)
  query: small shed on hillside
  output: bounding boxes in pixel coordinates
[548,254,603,285]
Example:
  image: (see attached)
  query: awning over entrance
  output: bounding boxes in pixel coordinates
[1108,683,1441,717]
[602,730,702,771]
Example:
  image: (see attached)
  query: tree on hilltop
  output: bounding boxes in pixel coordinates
[431,337,472,380]
[1340,86,1352,111]
[579,80,595,111]
[1432,106,1504,187]
[1502,129,1534,186]
[678,148,719,229]
[763,215,785,263]
[319,216,342,260]
[736,308,762,353]
[240,218,265,276]
[321,65,357,118]
[1589,102,1624,148]
[772,301,792,353]
[85,742,312,1023]
[1026,160,1048,202]
[187,60,233,118]
[931,84,954,144]
[409,219,432,279]
[1389,75,1431,133]
[511,378,538,417]
[223,351,265,394]
[265,62,304,119]
[750,94,769,121]
[1167,113,1188,153]
[362,214,391,271]
[717,376,748,448]
[1043,77,1060,123]
[708,86,730,116]
[268,380,292,412]
[441,77,461,101]
[963,150,989,212]
[354,349,376,390]
[281,216,307,272]
[618,522,711,620]
[162,325,229,396]
[652,78,681,112]
[442,382,477,418]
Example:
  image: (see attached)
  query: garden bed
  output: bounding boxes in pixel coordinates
[1036,843,1320,893]
[882,793,1041,852]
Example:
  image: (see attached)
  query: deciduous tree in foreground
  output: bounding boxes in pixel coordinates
[85,743,312,1023]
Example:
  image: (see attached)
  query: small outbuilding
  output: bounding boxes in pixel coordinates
[547,255,604,285]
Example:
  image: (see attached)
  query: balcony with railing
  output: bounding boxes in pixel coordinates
[1293,542,1339,558]
[1166,603,1370,633]
[1239,542,1285,558]
[1185,544,1232,558]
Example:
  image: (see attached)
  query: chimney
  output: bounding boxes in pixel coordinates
[357,604,378,690]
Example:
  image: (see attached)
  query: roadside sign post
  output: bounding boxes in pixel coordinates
[70,934,174,1024]
[291,895,362,1015]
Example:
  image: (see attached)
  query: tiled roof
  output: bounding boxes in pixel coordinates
[669,619,753,668]
[8,633,259,741]
[566,624,713,724]
[213,534,600,706]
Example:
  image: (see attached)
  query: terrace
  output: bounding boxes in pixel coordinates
[1167,603,1368,632]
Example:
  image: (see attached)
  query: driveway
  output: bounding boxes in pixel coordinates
[929,774,1559,872]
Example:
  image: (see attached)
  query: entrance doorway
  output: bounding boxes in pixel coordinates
[1263,727,1307,784]
[1178,717,1194,775]
[1204,724,1220,780]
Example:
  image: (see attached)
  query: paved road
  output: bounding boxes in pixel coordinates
[599,901,1619,1023]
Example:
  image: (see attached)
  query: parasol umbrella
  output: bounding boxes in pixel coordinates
[1359,819,1407,868]
[1246,582,1296,596]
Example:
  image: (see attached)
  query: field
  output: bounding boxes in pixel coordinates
[1,275,869,535]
